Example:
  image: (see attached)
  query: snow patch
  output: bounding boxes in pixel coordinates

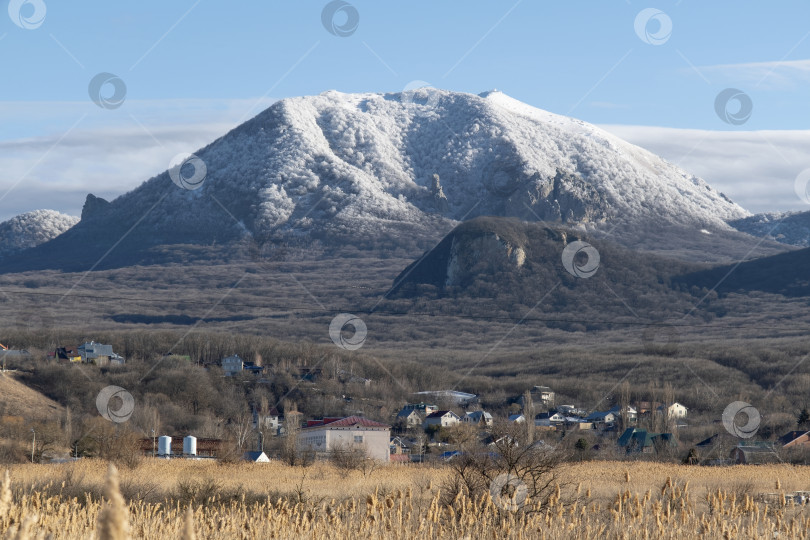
[0,210,79,257]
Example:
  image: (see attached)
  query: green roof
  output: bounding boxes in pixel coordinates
[618,428,676,451]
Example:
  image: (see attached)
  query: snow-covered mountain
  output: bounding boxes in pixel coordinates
[181,88,747,238]
[729,211,810,247]
[0,210,78,258]
[4,89,770,271]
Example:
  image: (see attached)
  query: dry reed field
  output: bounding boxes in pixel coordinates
[3,459,810,538]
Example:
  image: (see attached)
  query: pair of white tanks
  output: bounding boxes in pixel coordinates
[157,435,196,456]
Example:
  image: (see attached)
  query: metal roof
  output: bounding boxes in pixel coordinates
[303,415,390,429]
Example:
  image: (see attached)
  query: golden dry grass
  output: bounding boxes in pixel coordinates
[3,459,810,538]
[0,372,63,420]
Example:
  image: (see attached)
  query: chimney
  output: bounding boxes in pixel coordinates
[258,431,264,452]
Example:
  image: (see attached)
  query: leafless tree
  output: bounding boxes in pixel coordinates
[442,421,570,513]
[30,420,62,462]
[281,408,312,466]
[223,400,255,455]
[663,382,676,436]
[328,441,379,477]
[522,390,535,445]
[620,381,631,431]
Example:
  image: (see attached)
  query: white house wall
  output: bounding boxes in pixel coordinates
[298,427,390,462]
[327,429,389,462]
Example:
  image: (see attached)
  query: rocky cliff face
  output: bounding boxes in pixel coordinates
[445,232,526,287]
[390,217,582,293]
[81,194,111,221]
[430,174,450,214]
[502,168,611,224]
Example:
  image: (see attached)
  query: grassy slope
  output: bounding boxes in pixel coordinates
[0,371,64,419]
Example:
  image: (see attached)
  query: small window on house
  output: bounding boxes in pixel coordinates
[354,435,363,444]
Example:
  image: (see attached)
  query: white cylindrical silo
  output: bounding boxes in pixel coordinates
[183,436,197,456]
[158,436,172,457]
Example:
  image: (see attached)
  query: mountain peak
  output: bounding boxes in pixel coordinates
[2,89,756,270]
[81,194,111,221]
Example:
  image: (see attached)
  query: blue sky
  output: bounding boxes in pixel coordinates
[2,1,810,219]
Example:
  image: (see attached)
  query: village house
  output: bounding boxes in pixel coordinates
[779,430,810,449]
[464,410,493,426]
[585,410,616,428]
[557,405,586,417]
[535,412,565,427]
[608,405,638,424]
[617,428,676,454]
[518,386,556,409]
[635,401,654,415]
[253,407,281,434]
[396,403,438,428]
[221,355,264,377]
[730,442,779,465]
[531,385,555,406]
[78,341,124,366]
[657,402,688,419]
[298,416,391,462]
[562,418,592,430]
[423,410,462,429]
[0,347,30,364]
[389,436,412,462]
[396,409,423,428]
[389,436,409,455]
[52,346,81,363]
[401,402,438,415]
[635,401,688,420]
[221,355,243,375]
[508,413,526,423]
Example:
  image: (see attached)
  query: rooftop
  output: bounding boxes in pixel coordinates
[304,415,390,429]
[414,390,476,399]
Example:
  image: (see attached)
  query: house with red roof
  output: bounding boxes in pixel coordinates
[298,416,391,462]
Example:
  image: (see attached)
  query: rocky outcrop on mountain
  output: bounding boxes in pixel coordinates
[502,168,611,224]
[445,229,526,287]
[430,174,450,214]
[81,194,111,221]
[391,217,567,292]
[386,216,712,325]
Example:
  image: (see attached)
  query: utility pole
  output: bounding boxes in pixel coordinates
[152,429,156,457]
[31,428,36,463]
